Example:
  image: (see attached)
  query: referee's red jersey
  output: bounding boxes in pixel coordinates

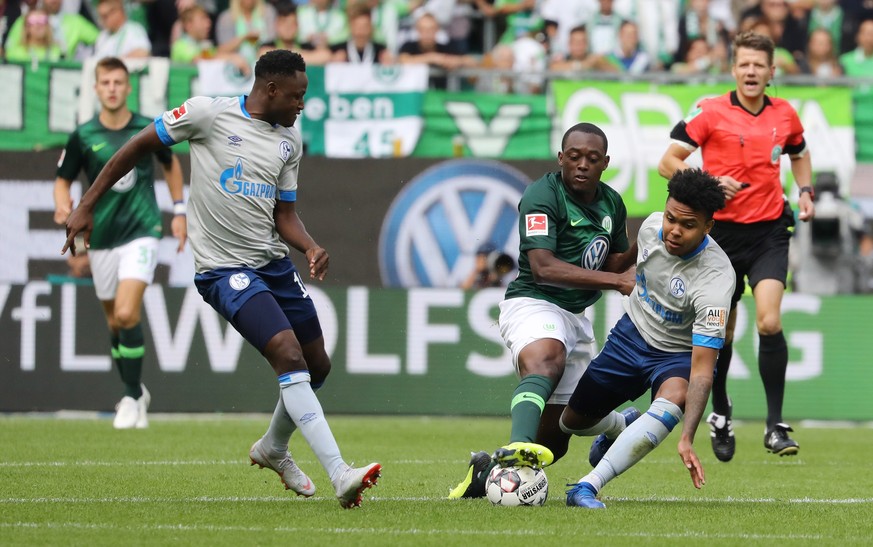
[670,91,807,224]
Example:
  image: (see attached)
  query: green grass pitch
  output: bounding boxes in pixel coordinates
[2,414,872,546]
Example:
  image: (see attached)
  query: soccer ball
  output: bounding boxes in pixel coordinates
[485,465,548,506]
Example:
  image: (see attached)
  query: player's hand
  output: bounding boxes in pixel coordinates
[171,214,187,253]
[53,197,73,225]
[306,246,329,281]
[678,438,705,489]
[616,267,637,296]
[62,205,94,257]
[717,176,746,200]
[797,191,815,222]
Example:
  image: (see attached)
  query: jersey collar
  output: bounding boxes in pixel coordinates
[238,95,251,118]
[659,229,710,260]
[730,90,772,116]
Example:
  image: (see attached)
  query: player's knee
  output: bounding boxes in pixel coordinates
[264,334,307,374]
[756,315,782,336]
[113,307,141,329]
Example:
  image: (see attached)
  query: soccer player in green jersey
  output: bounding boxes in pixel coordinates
[449,122,638,499]
[53,57,187,430]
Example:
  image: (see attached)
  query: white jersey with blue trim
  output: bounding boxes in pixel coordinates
[155,95,303,273]
[625,212,736,353]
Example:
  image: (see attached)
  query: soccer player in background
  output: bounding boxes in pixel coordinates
[53,56,187,430]
[449,122,638,499]
[659,31,815,461]
[62,49,381,509]
[563,168,735,508]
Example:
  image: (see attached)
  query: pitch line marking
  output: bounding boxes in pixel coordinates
[0,520,826,541]
[1,495,872,504]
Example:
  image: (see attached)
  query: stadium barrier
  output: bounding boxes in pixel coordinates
[0,282,868,420]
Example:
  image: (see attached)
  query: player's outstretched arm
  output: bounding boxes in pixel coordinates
[603,240,638,274]
[53,177,74,225]
[274,200,329,281]
[162,155,187,252]
[678,345,718,489]
[658,143,692,179]
[527,248,635,295]
[63,125,166,255]
[790,152,815,222]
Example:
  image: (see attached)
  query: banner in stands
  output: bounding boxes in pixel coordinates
[551,80,856,216]
[0,283,868,420]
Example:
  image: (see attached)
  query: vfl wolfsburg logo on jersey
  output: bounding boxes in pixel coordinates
[581,235,610,270]
[111,169,137,193]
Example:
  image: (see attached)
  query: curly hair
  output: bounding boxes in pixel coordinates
[667,168,726,219]
[561,122,608,153]
[255,49,306,80]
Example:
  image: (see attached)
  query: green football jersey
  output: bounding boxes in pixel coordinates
[504,171,629,314]
[57,113,173,250]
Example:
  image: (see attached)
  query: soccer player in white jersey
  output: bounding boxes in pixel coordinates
[62,49,381,509]
[560,168,736,508]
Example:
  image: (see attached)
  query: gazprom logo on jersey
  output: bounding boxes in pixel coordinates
[219,158,276,198]
[379,160,528,287]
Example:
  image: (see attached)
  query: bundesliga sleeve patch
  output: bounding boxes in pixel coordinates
[168,103,188,124]
[705,307,727,328]
[525,214,548,236]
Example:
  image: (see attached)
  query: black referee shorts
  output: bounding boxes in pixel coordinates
[709,201,795,306]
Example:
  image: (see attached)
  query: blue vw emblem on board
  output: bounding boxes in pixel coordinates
[379,160,529,287]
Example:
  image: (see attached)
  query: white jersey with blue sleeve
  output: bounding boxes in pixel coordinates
[625,212,736,353]
[155,95,303,273]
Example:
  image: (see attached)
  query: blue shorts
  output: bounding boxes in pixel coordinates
[567,314,691,417]
[194,257,321,350]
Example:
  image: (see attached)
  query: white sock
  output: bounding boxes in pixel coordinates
[581,398,683,493]
[263,398,296,454]
[560,410,626,438]
[279,371,346,480]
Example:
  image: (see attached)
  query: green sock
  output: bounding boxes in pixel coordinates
[110,333,121,379]
[119,324,144,399]
[509,375,554,443]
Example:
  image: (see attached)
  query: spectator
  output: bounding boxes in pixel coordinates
[549,24,617,73]
[739,0,807,58]
[606,19,650,73]
[808,0,843,53]
[474,0,543,46]
[258,1,333,65]
[540,0,596,59]
[1,0,40,56]
[330,5,391,63]
[477,42,514,93]
[677,0,729,67]
[143,0,178,57]
[398,12,477,89]
[92,0,151,59]
[670,35,728,74]
[3,0,99,61]
[586,0,627,56]
[621,0,681,69]
[345,0,408,54]
[507,30,547,94]
[4,8,64,63]
[799,27,842,76]
[171,4,251,75]
[840,18,873,76]
[297,0,348,50]
[215,0,277,67]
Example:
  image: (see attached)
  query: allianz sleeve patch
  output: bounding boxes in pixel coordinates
[525,214,548,236]
[705,307,727,328]
[683,106,702,123]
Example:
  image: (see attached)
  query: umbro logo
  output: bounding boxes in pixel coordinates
[227,135,242,146]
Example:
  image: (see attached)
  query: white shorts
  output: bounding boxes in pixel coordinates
[88,237,159,300]
[498,297,595,405]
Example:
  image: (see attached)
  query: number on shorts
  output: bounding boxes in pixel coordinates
[293,271,310,299]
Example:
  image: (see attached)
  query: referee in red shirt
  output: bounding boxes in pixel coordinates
[659,31,815,461]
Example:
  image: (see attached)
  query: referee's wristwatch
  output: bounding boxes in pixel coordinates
[799,186,815,201]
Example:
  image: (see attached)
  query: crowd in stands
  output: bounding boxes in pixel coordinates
[4,0,873,90]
